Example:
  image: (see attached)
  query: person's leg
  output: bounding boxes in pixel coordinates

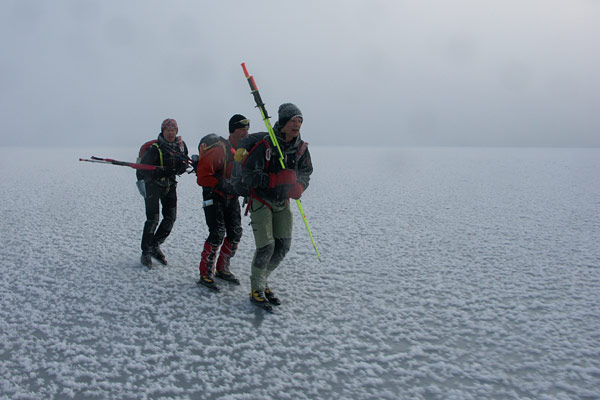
[249,199,274,296]
[216,198,243,276]
[153,184,178,246]
[264,202,293,304]
[199,197,225,278]
[141,184,161,254]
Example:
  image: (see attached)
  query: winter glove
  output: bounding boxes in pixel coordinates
[288,182,305,199]
[268,169,297,188]
[175,161,188,175]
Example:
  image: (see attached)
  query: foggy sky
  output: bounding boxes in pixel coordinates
[1,0,599,148]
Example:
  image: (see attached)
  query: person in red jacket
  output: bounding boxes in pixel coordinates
[195,114,249,291]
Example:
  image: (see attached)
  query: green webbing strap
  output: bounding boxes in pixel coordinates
[153,143,163,167]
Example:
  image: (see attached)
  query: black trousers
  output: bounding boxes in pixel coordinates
[141,181,177,253]
[202,194,243,247]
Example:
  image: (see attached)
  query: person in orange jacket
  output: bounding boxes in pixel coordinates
[195,114,249,291]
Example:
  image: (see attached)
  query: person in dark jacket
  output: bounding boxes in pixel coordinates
[195,114,249,290]
[241,103,313,307]
[137,118,189,268]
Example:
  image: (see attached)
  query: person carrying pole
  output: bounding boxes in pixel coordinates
[242,103,313,310]
[137,118,189,268]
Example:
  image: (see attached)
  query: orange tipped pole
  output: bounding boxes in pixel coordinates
[240,62,321,261]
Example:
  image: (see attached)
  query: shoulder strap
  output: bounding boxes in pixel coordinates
[243,137,272,169]
[219,141,229,175]
[297,141,308,157]
[152,142,163,167]
[176,136,185,153]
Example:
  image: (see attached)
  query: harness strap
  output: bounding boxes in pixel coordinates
[151,142,168,182]
[153,143,163,167]
[244,190,273,216]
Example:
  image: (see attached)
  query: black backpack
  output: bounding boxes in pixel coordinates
[230,132,270,197]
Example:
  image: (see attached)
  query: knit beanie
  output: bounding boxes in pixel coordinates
[228,114,249,133]
[161,118,178,133]
[277,103,302,127]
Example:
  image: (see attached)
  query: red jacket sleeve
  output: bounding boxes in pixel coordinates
[196,146,225,188]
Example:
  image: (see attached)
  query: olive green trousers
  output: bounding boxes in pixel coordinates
[248,198,293,292]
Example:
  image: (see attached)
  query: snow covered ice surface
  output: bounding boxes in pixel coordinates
[1,146,599,400]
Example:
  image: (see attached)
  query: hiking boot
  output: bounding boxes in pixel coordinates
[140,253,152,268]
[264,286,281,306]
[198,275,220,292]
[215,270,240,285]
[151,246,168,265]
[249,290,270,305]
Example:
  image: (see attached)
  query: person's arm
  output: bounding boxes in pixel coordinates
[295,145,312,190]
[241,142,271,189]
[287,144,312,199]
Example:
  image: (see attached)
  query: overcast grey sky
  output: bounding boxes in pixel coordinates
[1,0,599,148]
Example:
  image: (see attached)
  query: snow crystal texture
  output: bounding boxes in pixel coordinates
[1,146,599,400]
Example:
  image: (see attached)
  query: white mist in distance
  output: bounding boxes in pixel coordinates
[1,0,599,148]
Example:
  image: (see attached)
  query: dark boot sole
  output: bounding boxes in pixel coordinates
[197,280,221,292]
[215,274,240,285]
[250,299,273,312]
[266,298,281,306]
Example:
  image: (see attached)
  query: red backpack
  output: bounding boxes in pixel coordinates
[136,136,184,165]
[137,140,160,164]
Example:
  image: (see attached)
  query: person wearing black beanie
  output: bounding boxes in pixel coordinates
[241,103,313,310]
[276,103,302,128]
[229,114,250,133]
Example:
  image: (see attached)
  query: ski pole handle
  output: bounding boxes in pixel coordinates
[241,62,260,90]
[241,62,250,78]
[241,63,270,119]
